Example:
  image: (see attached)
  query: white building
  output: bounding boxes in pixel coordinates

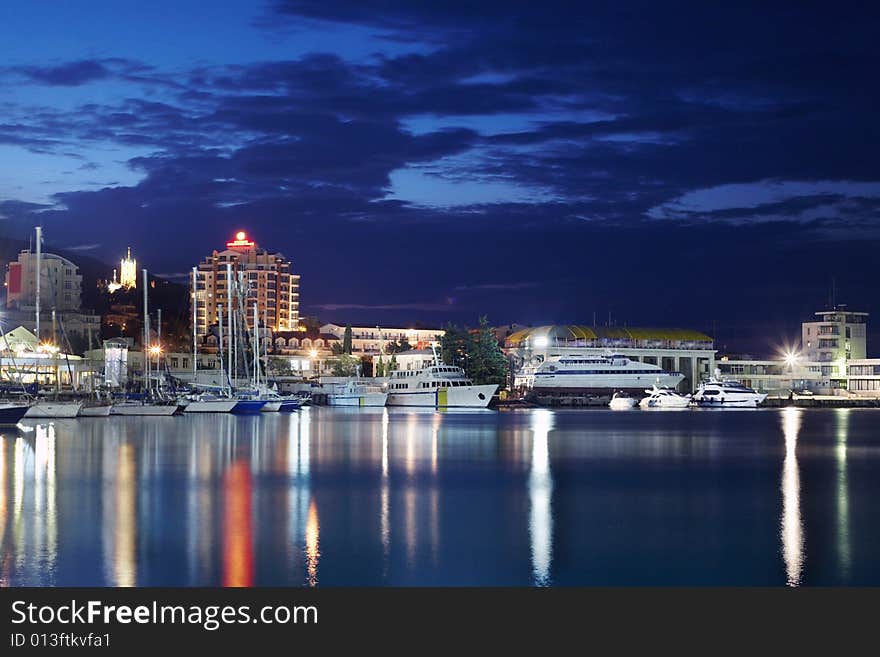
[719,305,870,397]
[4,249,83,312]
[847,360,880,397]
[802,306,867,363]
[319,324,443,355]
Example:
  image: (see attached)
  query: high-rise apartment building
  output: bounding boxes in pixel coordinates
[193,231,300,337]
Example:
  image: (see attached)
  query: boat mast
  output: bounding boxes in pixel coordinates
[226,263,233,388]
[253,300,258,388]
[142,269,149,394]
[34,226,41,342]
[218,303,228,394]
[192,267,198,385]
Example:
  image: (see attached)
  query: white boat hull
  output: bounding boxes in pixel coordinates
[609,398,638,409]
[639,398,691,408]
[328,392,388,407]
[111,404,179,416]
[533,372,684,395]
[25,402,83,418]
[79,404,113,417]
[183,400,238,413]
[387,385,496,408]
[260,401,283,412]
[693,397,766,408]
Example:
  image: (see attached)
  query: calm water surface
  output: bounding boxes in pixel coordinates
[1,406,879,586]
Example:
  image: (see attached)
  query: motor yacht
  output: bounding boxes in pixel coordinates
[608,391,638,409]
[692,378,767,407]
[638,385,691,408]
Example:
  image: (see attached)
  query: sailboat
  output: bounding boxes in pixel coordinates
[182,267,240,413]
[110,268,180,416]
[22,226,83,418]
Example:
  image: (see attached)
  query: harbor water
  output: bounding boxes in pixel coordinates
[1,406,879,586]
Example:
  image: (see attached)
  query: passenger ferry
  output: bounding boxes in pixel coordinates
[533,354,684,395]
[386,364,497,408]
[692,378,767,407]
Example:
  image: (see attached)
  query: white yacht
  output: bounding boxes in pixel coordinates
[533,354,683,395]
[692,378,767,407]
[111,400,180,416]
[639,385,691,408]
[24,401,83,418]
[182,392,239,413]
[386,364,497,408]
[608,391,638,409]
[326,379,388,407]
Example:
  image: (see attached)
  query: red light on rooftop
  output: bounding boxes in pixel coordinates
[226,230,255,249]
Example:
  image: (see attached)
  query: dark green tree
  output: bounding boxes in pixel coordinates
[440,322,473,369]
[331,342,344,355]
[342,324,353,355]
[470,316,508,386]
[384,338,412,354]
[331,354,360,377]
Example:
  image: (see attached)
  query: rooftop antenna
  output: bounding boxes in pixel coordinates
[831,277,837,309]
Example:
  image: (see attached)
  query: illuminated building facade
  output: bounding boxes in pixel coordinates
[801,306,867,363]
[193,230,300,337]
[119,247,137,289]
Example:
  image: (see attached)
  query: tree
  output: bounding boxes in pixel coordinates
[342,324,353,355]
[375,352,386,377]
[267,356,293,377]
[331,354,360,377]
[384,338,411,354]
[440,322,473,368]
[470,316,508,386]
[330,342,344,355]
[387,353,397,373]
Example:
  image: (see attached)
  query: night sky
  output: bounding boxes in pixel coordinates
[1,1,878,355]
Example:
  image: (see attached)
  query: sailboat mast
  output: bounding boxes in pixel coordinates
[192,267,198,383]
[253,301,258,387]
[226,263,233,387]
[218,303,227,393]
[142,269,149,392]
[35,226,41,342]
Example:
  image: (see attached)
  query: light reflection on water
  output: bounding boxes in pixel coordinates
[780,407,804,586]
[1,407,879,586]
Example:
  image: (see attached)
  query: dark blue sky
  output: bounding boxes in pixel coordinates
[1,1,879,354]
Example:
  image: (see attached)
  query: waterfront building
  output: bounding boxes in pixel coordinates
[847,359,880,396]
[717,305,870,397]
[801,305,867,362]
[83,340,223,386]
[5,249,82,311]
[319,324,443,355]
[715,357,830,397]
[503,325,716,393]
[0,325,91,387]
[193,230,300,338]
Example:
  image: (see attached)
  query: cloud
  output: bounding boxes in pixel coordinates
[649,180,880,224]
[64,243,102,252]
